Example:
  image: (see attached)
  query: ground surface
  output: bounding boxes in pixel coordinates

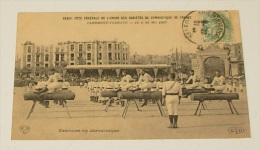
[11,86,250,140]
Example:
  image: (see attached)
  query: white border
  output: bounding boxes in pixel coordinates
[1,1,259,150]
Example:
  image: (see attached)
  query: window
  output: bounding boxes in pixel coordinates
[36,55,40,62]
[99,44,102,50]
[37,47,40,53]
[79,53,83,58]
[117,44,120,50]
[45,64,48,67]
[108,44,112,50]
[56,54,59,61]
[98,53,102,60]
[99,62,102,65]
[61,54,65,61]
[70,63,74,65]
[55,62,59,66]
[115,53,117,60]
[115,44,117,50]
[71,45,74,51]
[125,54,128,60]
[118,53,120,60]
[87,53,91,60]
[27,55,31,62]
[70,54,74,61]
[123,53,125,60]
[87,62,91,65]
[28,46,31,53]
[45,54,49,61]
[36,64,40,67]
[87,44,91,50]
[108,53,112,60]
[79,44,83,52]
[26,64,31,67]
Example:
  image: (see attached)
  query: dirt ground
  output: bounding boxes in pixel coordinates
[11,86,250,140]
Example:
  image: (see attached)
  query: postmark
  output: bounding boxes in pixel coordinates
[182,11,225,44]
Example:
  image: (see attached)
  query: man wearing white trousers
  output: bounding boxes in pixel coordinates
[211,70,226,93]
[162,73,182,128]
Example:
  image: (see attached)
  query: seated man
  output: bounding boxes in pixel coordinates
[35,77,47,90]
[120,70,133,91]
[184,70,200,89]
[210,70,226,93]
[34,68,63,94]
[134,69,155,107]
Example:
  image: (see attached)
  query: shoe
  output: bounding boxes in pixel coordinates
[173,124,178,128]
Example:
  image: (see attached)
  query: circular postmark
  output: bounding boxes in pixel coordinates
[182,11,225,44]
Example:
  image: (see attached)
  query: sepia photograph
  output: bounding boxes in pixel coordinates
[11,10,251,140]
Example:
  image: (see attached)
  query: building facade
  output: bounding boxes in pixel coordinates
[21,40,130,68]
[191,43,244,80]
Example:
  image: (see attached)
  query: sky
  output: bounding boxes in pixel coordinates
[16,11,241,57]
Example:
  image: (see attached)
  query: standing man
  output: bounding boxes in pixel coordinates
[211,70,226,93]
[162,73,182,128]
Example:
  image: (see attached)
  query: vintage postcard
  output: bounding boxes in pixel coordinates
[12,11,250,140]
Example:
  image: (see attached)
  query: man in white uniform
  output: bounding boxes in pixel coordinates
[162,73,182,128]
[184,70,200,89]
[120,70,133,91]
[34,68,63,94]
[211,70,226,93]
[134,69,155,107]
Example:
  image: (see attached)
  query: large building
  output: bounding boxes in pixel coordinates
[21,40,130,68]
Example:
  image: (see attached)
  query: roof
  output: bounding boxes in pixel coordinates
[64,64,171,70]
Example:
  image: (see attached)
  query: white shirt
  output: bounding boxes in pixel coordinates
[211,75,225,86]
[162,81,182,96]
[47,73,62,84]
[138,73,152,84]
[121,74,133,83]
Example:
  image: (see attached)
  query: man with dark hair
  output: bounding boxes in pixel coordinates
[136,69,155,107]
[211,70,226,93]
[34,68,63,108]
[162,73,182,128]
[34,68,63,94]
[185,69,200,89]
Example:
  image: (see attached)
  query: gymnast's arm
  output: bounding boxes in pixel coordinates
[185,75,192,84]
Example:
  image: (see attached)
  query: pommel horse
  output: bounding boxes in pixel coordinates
[24,90,75,119]
[117,91,165,118]
[190,93,239,116]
